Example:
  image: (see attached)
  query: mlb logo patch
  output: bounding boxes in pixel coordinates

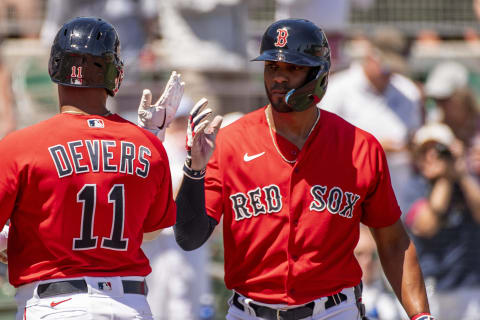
[88,119,104,128]
[98,282,112,291]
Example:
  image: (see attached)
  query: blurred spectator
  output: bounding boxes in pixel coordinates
[275,0,350,69]
[355,225,401,320]
[424,61,479,142]
[320,27,423,214]
[470,135,480,176]
[424,61,480,177]
[155,0,249,115]
[142,97,214,320]
[474,0,480,21]
[415,29,442,46]
[0,47,15,138]
[157,0,248,71]
[0,0,43,38]
[406,122,480,320]
[275,0,375,70]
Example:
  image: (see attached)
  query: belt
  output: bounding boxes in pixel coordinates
[37,279,148,298]
[232,292,347,320]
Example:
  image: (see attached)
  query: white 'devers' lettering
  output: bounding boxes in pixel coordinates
[48,140,151,178]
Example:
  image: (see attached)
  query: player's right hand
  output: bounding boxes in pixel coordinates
[185,98,223,171]
[137,71,185,142]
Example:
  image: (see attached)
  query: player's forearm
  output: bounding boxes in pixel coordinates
[377,232,430,317]
[174,175,217,251]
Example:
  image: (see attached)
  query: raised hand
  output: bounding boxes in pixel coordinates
[138,71,185,141]
[185,98,223,172]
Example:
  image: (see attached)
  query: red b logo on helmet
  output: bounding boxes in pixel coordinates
[274,28,288,47]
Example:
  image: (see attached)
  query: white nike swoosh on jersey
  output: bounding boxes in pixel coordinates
[243,152,265,162]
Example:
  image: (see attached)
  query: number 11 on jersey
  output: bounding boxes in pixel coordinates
[73,184,129,251]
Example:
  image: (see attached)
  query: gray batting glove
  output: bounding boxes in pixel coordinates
[138,71,185,141]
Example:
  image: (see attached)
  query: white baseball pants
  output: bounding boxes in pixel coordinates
[15,276,153,320]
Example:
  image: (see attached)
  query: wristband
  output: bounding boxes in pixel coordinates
[183,160,206,180]
[411,313,436,320]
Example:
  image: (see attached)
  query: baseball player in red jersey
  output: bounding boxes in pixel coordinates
[172,19,436,320]
[0,17,183,320]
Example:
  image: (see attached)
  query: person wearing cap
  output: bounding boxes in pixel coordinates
[424,61,480,171]
[425,61,480,177]
[405,122,480,320]
[321,27,423,215]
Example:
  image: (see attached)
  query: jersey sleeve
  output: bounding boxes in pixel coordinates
[142,144,177,232]
[0,135,21,227]
[360,141,402,228]
[204,139,224,223]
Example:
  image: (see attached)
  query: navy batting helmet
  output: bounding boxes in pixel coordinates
[253,19,331,111]
[48,17,124,97]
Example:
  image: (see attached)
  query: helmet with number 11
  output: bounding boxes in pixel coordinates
[252,19,331,111]
[48,17,124,97]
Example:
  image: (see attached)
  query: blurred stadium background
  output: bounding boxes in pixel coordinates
[0,1,480,319]
[2,0,480,125]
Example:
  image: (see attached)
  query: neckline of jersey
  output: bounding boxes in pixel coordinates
[264,106,320,164]
[61,110,112,117]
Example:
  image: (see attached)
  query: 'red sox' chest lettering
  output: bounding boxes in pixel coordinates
[230,184,361,221]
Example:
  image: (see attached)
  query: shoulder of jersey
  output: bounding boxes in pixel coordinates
[2,115,58,141]
[323,110,380,145]
[217,108,263,137]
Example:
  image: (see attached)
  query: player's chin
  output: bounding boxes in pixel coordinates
[267,93,292,113]
[271,101,293,113]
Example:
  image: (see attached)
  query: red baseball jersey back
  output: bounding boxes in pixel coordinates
[0,113,176,287]
[205,107,401,305]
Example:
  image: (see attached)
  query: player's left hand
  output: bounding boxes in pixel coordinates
[185,98,223,171]
[138,71,185,141]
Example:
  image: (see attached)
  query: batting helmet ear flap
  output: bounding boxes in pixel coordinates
[285,61,330,111]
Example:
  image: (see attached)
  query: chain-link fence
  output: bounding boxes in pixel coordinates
[350,0,479,38]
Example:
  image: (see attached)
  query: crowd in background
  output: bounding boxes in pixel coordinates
[0,1,480,319]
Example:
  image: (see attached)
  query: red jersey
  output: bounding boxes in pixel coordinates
[0,113,176,287]
[205,107,401,305]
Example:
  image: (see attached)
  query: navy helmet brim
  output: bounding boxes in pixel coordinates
[251,49,324,67]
